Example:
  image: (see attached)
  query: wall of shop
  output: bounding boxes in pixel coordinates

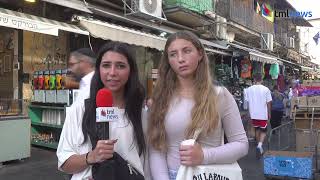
[135,47,153,89]
[0,27,15,99]
[22,31,69,100]
[131,46,162,97]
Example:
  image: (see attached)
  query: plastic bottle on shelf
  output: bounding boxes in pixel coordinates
[56,69,62,90]
[32,71,38,90]
[38,71,44,90]
[44,70,50,90]
[49,70,56,90]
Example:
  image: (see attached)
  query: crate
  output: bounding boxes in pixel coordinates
[303,80,313,86]
[291,96,308,109]
[294,111,320,130]
[312,80,320,87]
[164,0,213,14]
[296,129,320,152]
[308,96,320,106]
[264,151,313,179]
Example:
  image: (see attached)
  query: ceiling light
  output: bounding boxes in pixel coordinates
[25,0,36,3]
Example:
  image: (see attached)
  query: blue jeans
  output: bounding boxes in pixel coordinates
[169,169,177,180]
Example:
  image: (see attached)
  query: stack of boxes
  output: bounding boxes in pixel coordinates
[291,82,320,154]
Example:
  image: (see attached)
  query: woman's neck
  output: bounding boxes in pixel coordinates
[177,78,195,98]
[112,91,125,109]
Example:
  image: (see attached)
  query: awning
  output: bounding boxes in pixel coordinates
[41,0,93,14]
[202,39,231,56]
[230,43,282,65]
[205,48,232,56]
[0,7,89,36]
[77,16,230,54]
[278,58,300,66]
[77,16,166,50]
[301,66,313,72]
[249,51,280,65]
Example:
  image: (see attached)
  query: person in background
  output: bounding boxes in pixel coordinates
[285,86,293,119]
[244,73,272,158]
[144,97,153,111]
[68,48,96,104]
[270,85,285,132]
[148,31,248,180]
[57,42,151,180]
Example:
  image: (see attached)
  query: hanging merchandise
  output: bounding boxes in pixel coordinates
[240,57,252,79]
[261,63,266,78]
[215,63,232,86]
[252,61,264,77]
[270,63,280,79]
[277,74,285,92]
[231,59,233,79]
[232,58,241,80]
[264,64,271,79]
[234,64,239,79]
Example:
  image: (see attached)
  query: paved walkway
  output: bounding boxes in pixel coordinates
[0,143,269,180]
[0,121,309,180]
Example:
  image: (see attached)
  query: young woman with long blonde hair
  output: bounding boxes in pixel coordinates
[148,31,248,180]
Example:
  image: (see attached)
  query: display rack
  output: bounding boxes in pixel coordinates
[28,102,66,149]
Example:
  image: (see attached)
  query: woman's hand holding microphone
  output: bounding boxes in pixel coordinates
[86,139,117,165]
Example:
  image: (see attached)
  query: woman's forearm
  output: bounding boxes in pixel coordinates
[61,153,89,174]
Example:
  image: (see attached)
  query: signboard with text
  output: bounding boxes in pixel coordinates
[0,12,59,36]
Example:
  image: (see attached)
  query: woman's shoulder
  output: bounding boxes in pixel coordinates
[66,100,86,124]
[214,85,229,98]
[69,100,86,111]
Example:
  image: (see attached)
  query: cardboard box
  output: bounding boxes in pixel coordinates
[291,96,308,109]
[295,118,320,129]
[296,129,320,152]
[308,96,320,107]
[264,151,313,179]
[45,90,56,103]
[312,80,320,87]
[295,119,310,129]
[303,80,313,86]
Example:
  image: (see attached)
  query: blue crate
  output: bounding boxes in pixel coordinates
[264,151,313,179]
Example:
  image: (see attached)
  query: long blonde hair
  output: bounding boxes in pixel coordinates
[148,31,220,151]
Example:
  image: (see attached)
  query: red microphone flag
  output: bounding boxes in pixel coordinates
[96,88,113,107]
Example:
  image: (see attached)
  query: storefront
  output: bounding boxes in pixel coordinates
[0,6,89,154]
[226,43,283,109]
[0,7,88,115]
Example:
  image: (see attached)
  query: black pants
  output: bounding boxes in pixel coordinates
[271,110,283,129]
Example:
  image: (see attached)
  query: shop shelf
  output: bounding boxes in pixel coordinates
[29,104,65,110]
[31,140,58,149]
[31,121,63,129]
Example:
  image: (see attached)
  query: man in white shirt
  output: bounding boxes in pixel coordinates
[244,73,272,158]
[68,48,95,104]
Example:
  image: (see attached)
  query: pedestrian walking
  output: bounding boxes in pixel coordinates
[67,48,96,105]
[244,73,272,158]
[147,31,248,180]
[270,85,285,131]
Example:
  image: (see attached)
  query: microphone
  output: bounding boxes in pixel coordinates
[96,88,119,140]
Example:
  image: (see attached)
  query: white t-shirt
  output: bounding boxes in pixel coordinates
[73,71,94,105]
[244,84,272,120]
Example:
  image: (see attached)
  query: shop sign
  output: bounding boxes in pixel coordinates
[287,49,301,62]
[0,13,59,36]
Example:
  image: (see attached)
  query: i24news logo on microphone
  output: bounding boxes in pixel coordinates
[96,107,120,122]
